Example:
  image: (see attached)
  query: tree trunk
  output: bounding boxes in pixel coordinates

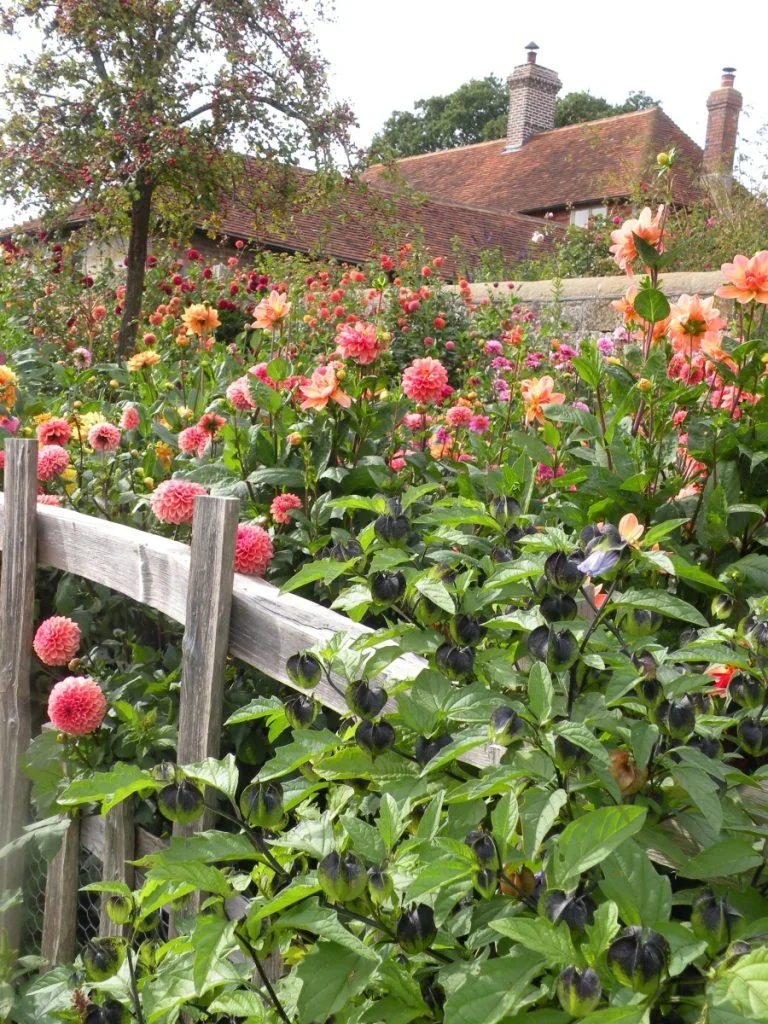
[117,177,154,359]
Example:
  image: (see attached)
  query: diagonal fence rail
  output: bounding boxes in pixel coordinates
[0,439,501,962]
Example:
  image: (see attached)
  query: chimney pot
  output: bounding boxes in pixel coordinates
[525,42,539,64]
[721,67,736,87]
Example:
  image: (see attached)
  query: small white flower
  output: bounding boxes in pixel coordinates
[531,231,544,244]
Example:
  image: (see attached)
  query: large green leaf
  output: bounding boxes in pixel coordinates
[680,838,763,881]
[489,916,577,966]
[59,762,158,813]
[520,788,568,860]
[296,941,379,1023]
[611,588,708,627]
[442,953,543,1024]
[708,945,768,1020]
[552,806,647,886]
[182,754,238,803]
[633,286,670,324]
[599,841,671,926]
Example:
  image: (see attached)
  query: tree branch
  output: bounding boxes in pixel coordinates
[179,101,213,125]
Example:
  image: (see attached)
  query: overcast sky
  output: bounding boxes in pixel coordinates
[315,0,768,179]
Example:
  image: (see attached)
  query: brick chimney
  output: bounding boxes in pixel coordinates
[703,67,742,183]
[504,43,562,153]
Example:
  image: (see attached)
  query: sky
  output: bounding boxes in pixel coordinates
[314,0,768,179]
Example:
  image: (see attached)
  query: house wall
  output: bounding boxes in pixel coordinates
[456,270,727,334]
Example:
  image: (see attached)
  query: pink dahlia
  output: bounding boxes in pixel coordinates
[270,492,303,524]
[36,417,72,446]
[334,321,381,365]
[38,444,69,481]
[37,493,63,506]
[227,376,256,411]
[468,414,490,434]
[149,478,208,525]
[402,357,449,404]
[249,363,277,389]
[48,676,106,735]
[445,405,473,428]
[72,347,92,369]
[234,523,274,576]
[33,616,81,665]
[178,425,207,456]
[88,422,122,452]
[120,405,140,431]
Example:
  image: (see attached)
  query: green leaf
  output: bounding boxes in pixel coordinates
[489,917,577,966]
[0,814,70,862]
[599,841,672,926]
[247,374,282,413]
[145,858,234,897]
[671,765,722,836]
[279,558,351,594]
[697,483,730,552]
[192,916,237,994]
[643,518,689,546]
[520,788,568,860]
[542,404,601,436]
[667,555,731,592]
[182,754,238,802]
[248,466,306,488]
[633,286,670,324]
[442,953,543,1024]
[584,900,620,962]
[58,762,157,813]
[224,695,284,725]
[552,721,609,766]
[553,806,647,887]
[708,945,768,1019]
[296,941,379,1023]
[414,575,455,614]
[732,554,768,591]
[491,792,519,862]
[680,838,763,880]
[247,879,321,925]
[528,662,553,724]
[208,990,267,1017]
[611,588,708,627]
[341,814,386,863]
[631,232,666,269]
[379,792,407,850]
[402,482,442,510]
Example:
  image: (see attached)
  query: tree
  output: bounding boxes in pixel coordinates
[0,0,355,355]
[372,78,660,158]
[371,76,508,158]
[554,90,659,128]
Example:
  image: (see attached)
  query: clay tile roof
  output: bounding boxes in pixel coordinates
[364,107,704,214]
[210,167,563,278]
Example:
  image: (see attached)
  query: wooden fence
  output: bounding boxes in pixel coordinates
[0,438,502,963]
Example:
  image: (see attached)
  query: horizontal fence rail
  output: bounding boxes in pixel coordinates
[0,491,502,771]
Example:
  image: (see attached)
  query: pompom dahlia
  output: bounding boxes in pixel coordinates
[48,676,106,735]
[270,492,303,524]
[401,357,449,404]
[120,405,140,431]
[234,524,274,576]
[149,479,208,525]
[38,444,70,481]
[88,422,122,452]
[36,417,72,446]
[33,616,81,665]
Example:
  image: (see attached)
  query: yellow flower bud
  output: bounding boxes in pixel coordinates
[109,379,120,388]
[286,432,303,447]
[606,356,622,366]
[637,378,653,393]
[656,151,670,166]
[144,477,154,489]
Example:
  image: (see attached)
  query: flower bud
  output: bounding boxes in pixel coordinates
[317,851,367,903]
[284,693,319,728]
[105,894,134,926]
[607,926,670,993]
[691,890,743,952]
[500,865,540,899]
[150,761,178,784]
[473,867,498,899]
[554,736,590,772]
[491,545,515,563]
[414,733,453,765]
[557,966,602,1016]
[540,592,578,622]
[544,551,585,595]
[540,890,595,934]
[636,676,663,707]
[239,781,284,829]
[396,903,437,953]
[157,779,204,824]
[748,618,768,656]
[367,866,394,905]
[687,734,722,759]
[346,680,387,719]
[85,999,130,1024]
[527,625,579,672]
[711,594,735,621]
[653,697,695,740]
[464,830,499,869]
[737,717,768,756]
[328,539,363,562]
[490,495,520,528]
[286,652,322,689]
[490,706,524,745]
[412,593,447,628]
[435,642,474,679]
[621,608,660,638]
[633,649,658,679]
[450,613,486,646]
[370,570,406,604]
[356,719,395,756]
[727,673,763,709]
[373,513,410,546]
[136,939,157,977]
[83,937,126,982]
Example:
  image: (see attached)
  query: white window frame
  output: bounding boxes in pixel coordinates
[569,205,607,227]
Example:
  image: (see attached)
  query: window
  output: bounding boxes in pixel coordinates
[569,205,607,227]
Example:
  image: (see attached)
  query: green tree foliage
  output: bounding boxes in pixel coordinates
[372,77,659,158]
[0,0,354,355]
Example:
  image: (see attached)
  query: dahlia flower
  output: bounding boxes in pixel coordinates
[335,321,381,365]
[120,406,140,431]
[149,478,208,525]
[38,444,70,481]
[36,417,72,446]
[88,423,122,452]
[48,676,106,735]
[270,493,303,524]
[234,524,274,575]
[33,616,81,665]
[402,358,449,404]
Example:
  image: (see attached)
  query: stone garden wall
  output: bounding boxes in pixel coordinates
[460,271,727,334]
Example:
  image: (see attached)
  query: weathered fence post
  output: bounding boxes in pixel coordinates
[40,815,80,964]
[175,495,239,837]
[0,438,38,952]
[99,801,135,937]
